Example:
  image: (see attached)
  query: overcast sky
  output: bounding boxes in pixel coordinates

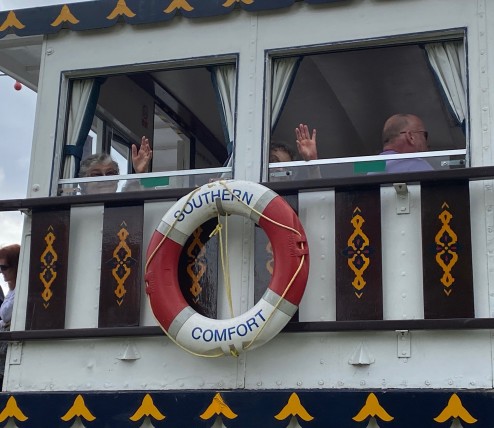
[0,0,89,293]
[0,76,36,294]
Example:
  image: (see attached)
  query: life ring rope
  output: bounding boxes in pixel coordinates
[145,180,307,358]
[209,215,234,318]
[216,181,306,353]
[145,186,226,358]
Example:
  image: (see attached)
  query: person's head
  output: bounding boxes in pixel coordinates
[0,244,20,290]
[78,154,119,194]
[382,114,429,154]
[269,142,294,163]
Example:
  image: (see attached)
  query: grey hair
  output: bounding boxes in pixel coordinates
[78,153,119,177]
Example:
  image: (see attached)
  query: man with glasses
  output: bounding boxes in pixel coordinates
[78,136,152,194]
[380,113,433,173]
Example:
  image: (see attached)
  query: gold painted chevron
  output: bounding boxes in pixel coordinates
[275,393,314,422]
[164,0,194,14]
[353,393,393,423]
[200,393,237,420]
[51,5,80,26]
[61,395,95,422]
[0,11,25,31]
[223,0,254,6]
[0,397,28,423]
[434,393,477,424]
[107,0,136,19]
[130,394,166,422]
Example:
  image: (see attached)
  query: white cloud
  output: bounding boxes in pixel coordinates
[0,212,24,246]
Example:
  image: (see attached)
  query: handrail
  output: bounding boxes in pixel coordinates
[0,318,493,341]
[1,166,494,212]
[1,166,493,342]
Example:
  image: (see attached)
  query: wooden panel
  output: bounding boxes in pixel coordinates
[98,204,143,327]
[421,181,474,319]
[178,219,219,318]
[335,188,383,320]
[254,195,299,321]
[26,209,70,330]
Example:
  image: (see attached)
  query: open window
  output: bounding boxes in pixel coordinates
[267,35,467,180]
[58,61,236,195]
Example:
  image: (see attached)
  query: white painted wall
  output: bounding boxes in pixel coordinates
[6,0,494,393]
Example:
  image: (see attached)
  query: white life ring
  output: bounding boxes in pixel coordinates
[145,180,309,356]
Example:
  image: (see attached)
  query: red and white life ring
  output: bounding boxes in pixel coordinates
[145,180,309,356]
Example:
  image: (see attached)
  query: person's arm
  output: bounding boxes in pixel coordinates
[0,291,15,327]
[131,136,153,173]
[295,124,318,161]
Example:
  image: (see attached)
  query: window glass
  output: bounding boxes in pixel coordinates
[268,40,467,180]
[58,62,235,195]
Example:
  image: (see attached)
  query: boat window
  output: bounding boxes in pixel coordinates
[267,40,467,181]
[58,63,235,195]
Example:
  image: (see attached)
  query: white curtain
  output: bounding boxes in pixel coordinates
[271,57,300,130]
[63,79,99,178]
[211,65,236,166]
[425,42,467,125]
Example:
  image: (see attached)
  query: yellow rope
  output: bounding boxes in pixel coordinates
[210,215,234,318]
[216,181,306,351]
[145,187,224,358]
[145,180,306,357]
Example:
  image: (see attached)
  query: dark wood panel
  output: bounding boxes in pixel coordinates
[178,219,219,318]
[254,195,299,321]
[421,181,474,319]
[335,188,383,320]
[98,204,143,327]
[26,209,70,330]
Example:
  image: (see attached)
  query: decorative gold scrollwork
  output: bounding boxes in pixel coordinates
[187,227,206,302]
[266,241,274,275]
[39,226,58,308]
[342,208,371,298]
[110,223,133,306]
[434,203,459,295]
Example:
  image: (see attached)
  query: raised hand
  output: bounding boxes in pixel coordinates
[295,124,318,161]
[132,136,153,173]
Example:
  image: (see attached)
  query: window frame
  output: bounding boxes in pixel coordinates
[262,28,469,181]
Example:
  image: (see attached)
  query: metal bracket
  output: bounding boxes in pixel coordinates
[9,341,23,365]
[117,341,141,361]
[396,330,411,358]
[19,208,32,217]
[393,183,410,215]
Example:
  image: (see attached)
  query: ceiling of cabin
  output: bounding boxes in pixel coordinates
[0,34,42,91]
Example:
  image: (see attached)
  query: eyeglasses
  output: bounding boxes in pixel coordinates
[400,130,429,140]
[0,265,10,272]
[88,169,119,177]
